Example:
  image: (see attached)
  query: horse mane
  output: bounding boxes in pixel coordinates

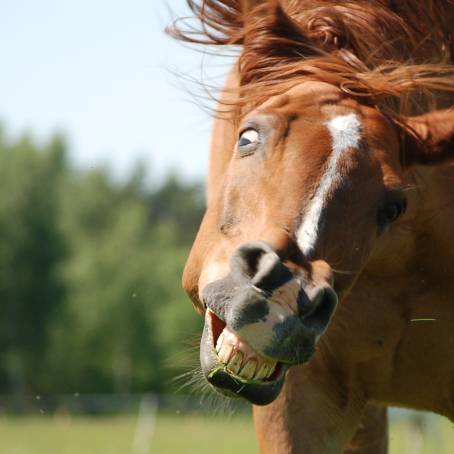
[169,0,454,115]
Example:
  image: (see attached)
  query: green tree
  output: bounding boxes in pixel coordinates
[0,129,66,393]
[0,126,205,395]
[48,169,203,393]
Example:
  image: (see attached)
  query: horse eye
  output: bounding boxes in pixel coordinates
[379,199,407,228]
[238,129,259,148]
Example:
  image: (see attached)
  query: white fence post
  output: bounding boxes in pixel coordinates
[132,394,159,454]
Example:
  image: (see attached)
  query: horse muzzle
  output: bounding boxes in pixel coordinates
[199,240,338,405]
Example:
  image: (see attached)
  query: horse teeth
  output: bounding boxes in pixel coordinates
[227,351,243,374]
[255,361,276,380]
[218,344,233,364]
[215,332,225,353]
[239,359,257,380]
[255,363,269,380]
[266,361,277,378]
[214,325,277,379]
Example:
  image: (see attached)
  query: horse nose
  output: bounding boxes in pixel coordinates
[299,285,338,334]
[230,241,293,292]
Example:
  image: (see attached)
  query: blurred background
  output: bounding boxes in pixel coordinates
[0,1,452,453]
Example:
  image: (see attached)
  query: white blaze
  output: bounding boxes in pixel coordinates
[297,113,362,256]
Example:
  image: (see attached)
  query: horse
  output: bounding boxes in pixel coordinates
[170,1,454,452]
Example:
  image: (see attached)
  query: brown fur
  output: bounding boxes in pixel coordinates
[170,1,454,453]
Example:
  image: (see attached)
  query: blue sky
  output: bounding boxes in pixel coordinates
[0,0,232,182]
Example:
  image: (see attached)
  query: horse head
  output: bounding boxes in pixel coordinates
[171,0,454,405]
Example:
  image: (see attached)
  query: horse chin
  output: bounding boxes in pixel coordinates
[199,312,289,405]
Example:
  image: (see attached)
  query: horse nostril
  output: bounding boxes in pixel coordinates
[232,241,271,279]
[300,287,338,334]
[230,241,293,292]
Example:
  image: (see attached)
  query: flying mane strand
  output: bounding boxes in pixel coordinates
[169,0,454,116]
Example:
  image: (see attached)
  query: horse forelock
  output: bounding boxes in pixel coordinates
[169,0,454,116]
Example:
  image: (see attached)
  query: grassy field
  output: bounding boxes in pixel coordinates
[0,412,453,453]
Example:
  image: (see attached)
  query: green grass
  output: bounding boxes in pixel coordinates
[389,416,454,454]
[0,412,453,453]
[0,413,257,454]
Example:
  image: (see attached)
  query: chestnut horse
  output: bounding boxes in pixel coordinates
[170,1,454,452]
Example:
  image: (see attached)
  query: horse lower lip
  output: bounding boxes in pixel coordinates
[206,361,288,406]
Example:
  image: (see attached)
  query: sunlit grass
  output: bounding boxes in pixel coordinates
[0,415,138,454]
[389,415,454,454]
[0,413,257,454]
[0,412,452,453]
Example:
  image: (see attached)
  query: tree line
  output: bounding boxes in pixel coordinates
[0,127,205,395]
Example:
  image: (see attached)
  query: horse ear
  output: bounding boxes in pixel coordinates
[240,1,318,85]
[402,109,454,167]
